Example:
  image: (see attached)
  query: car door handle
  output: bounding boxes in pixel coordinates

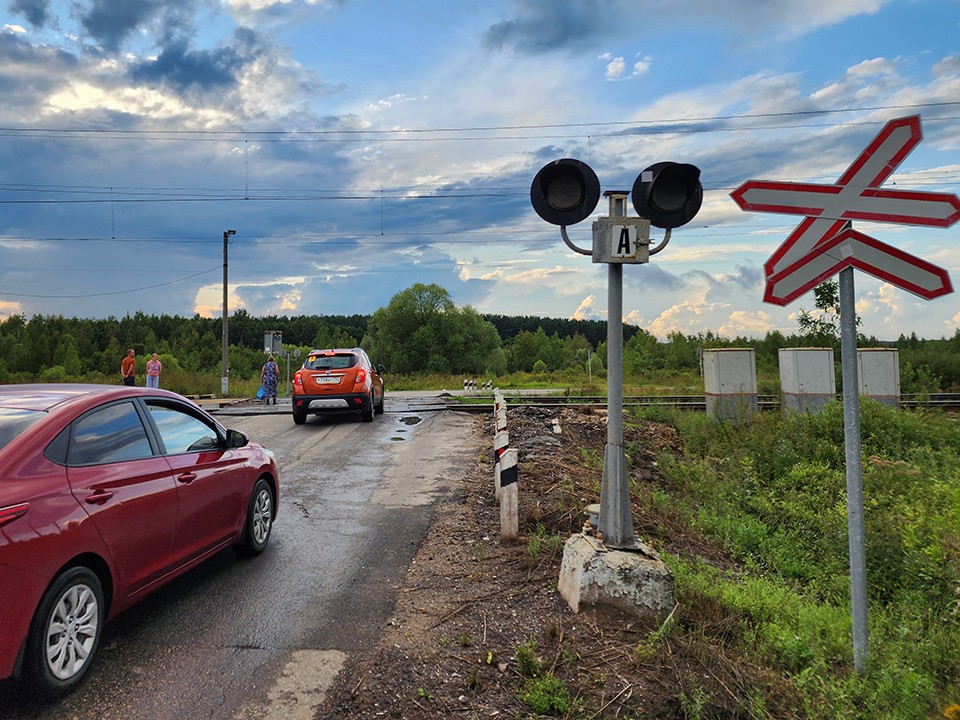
[177,472,198,484]
[84,489,115,505]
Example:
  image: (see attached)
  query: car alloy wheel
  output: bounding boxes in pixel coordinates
[28,567,104,696]
[237,478,274,556]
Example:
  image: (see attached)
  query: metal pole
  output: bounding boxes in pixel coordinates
[598,197,633,547]
[221,230,235,397]
[839,265,869,671]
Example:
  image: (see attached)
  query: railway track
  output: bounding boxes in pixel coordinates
[451,393,960,413]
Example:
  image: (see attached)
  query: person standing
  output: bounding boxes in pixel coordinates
[260,355,280,405]
[146,353,162,388]
[121,349,136,386]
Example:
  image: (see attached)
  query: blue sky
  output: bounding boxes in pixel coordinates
[1,0,959,340]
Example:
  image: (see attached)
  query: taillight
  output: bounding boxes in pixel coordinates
[294,370,303,386]
[354,368,367,385]
[0,502,29,529]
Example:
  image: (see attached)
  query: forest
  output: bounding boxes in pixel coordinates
[0,283,958,394]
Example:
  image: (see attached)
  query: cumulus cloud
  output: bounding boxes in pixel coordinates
[605,56,625,79]
[0,299,23,319]
[933,53,960,76]
[718,309,777,337]
[602,52,651,80]
[632,56,651,76]
[572,294,603,320]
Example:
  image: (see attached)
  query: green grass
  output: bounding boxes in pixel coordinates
[633,401,960,719]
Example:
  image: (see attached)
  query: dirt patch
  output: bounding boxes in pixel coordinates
[320,406,800,718]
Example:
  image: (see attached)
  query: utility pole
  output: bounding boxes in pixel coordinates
[221,229,236,396]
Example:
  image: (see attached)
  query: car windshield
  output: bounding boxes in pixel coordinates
[0,408,45,451]
[304,354,357,370]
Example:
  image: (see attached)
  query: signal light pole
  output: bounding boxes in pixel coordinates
[530,158,702,548]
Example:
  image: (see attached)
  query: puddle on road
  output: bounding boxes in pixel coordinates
[387,415,423,442]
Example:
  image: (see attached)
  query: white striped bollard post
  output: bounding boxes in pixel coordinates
[499,447,519,541]
[494,428,509,504]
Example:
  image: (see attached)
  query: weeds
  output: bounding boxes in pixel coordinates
[521,674,572,716]
[515,637,542,678]
[645,400,960,719]
[527,524,565,559]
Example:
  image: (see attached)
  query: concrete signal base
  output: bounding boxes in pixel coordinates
[558,533,674,615]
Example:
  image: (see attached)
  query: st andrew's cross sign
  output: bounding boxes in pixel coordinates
[731,115,958,305]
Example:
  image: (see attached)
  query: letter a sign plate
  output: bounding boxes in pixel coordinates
[730,115,958,305]
[591,217,651,264]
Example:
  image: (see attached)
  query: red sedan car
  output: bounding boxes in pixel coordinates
[0,384,279,697]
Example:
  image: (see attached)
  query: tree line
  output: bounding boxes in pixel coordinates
[1,283,958,392]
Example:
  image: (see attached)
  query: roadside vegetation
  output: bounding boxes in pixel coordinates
[627,400,960,718]
[1,281,959,397]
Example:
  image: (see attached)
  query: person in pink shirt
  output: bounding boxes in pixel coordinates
[146,353,163,388]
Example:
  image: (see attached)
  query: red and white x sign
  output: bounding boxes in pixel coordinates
[730,115,958,305]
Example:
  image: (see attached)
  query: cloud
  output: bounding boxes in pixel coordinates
[644,299,731,339]
[130,38,244,95]
[572,294,602,320]
[605,56,625,79]
[602,52,651,80]
[78,0,199,52]
[8,0,49,28]
[482,0,887,54]
[483,264,583,290]
[222,0,342,27]
[718,309,777,337]
[632,56,651,77]
[483,0,605,53]
[933,53,960,76]
[0,299,23,320]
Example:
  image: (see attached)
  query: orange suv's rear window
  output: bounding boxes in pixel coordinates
[303,354,358,371]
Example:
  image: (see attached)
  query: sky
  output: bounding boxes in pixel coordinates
[1,0,959,341]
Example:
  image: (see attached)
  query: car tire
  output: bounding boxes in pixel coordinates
[374,389,384,415]
[25,566,105,698]
[361,391,374,422]
[292,409,307,425]
[235,478,274,556]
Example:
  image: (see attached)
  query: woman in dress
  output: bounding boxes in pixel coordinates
[260,355,280,404]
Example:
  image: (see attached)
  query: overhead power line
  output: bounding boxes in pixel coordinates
[0,265,221,299]
[0,101,957,141]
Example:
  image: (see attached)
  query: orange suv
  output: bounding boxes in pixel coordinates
[291,348,385,424]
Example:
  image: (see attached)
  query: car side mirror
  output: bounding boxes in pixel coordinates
[226,428,249,448]
[377,364,386,374]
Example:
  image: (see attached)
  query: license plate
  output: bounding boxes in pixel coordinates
[315,376,340,385]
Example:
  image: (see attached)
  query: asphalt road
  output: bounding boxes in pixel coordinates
[0,399,479,720]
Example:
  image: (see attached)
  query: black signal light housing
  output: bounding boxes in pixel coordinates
[530,158,601,226]
[631,162,702,229]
